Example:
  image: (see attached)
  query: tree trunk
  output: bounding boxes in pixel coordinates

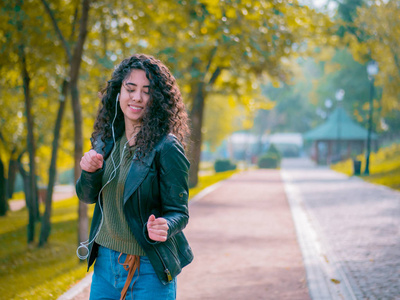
[39,80,68,247]
[70,0,91,246]
[41,0,91,248]
[18,159,30,209]
[187,66,221,188]
[72,82,88,245]
[7,156,18,199]
[16,152,28,207]
[17,157,36,243]
[19,42,38,244]
[188,82,206,187]
[0,157,8,216]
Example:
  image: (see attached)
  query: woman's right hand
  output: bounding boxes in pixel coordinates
[80,150,104,172]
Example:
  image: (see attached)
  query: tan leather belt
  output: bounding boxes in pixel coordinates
[118,253,140,300]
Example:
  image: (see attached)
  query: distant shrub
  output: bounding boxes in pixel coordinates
[257,153,280,169]
[58,168,74,185]
[267,144,282,159]
[214,159,237,173]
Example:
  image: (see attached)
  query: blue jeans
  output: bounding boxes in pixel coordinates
[89,246,177,300]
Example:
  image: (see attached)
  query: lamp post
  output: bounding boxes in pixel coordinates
[364,60,378,175]
[324,98,333,113]
[335,89,345,161]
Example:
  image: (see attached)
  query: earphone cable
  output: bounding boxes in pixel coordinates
[76,93,137,260]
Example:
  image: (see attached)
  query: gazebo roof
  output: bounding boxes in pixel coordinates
[303,107,377,141]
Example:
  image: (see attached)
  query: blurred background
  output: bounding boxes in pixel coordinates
[1,0,399,298]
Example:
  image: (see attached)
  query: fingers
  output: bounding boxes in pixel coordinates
[147,215,169,242]
[148,215,168,230]
[80,150,103,172]
[149,223,168,231]
[148,228,168,240]
[148,215,166,226]
[148,230,168,242]
[88,150,103,166]
[148,214,156,223]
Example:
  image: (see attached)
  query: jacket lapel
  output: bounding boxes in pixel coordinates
[123,148,157,205]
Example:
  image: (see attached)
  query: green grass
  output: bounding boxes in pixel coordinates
[11,191,25,201]
[189,169,240,198]
[0,197,96,300]
[0,169,240,299]
[331,143,400,191]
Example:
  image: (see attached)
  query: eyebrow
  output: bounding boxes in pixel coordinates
[125,82,150,88]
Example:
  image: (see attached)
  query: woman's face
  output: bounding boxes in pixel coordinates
[119,69,151,128]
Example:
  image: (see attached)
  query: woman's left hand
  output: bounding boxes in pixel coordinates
[147,214,169,242]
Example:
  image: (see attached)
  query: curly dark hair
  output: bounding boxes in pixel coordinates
[91,54,190,160]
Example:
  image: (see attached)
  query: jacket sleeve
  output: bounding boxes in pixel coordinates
[158,136,190,239]
[75,164,105,204]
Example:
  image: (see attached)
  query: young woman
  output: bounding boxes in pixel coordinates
[76,54,193,300]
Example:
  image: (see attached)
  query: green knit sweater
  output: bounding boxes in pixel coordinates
[95,133,146,256]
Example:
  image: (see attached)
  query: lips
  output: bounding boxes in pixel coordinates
[128,104,143,112]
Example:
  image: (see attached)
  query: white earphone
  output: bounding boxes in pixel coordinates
[76,92,136,260]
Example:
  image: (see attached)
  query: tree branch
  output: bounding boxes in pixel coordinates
[70,0,91,82]
[205,46,218,74]
[40,0,72,62]
[208,66,222,86]
[69,0,79,42]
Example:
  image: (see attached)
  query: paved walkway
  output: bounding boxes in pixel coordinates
[59,158,400,299]
[177,170,309,299]
[9,185,75,211]
[282,158,400,299]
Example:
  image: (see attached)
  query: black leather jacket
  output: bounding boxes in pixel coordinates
[76,133,193,285]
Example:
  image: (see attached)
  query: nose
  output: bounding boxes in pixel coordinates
[130,90,142,102]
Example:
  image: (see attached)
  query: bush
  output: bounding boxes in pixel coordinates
[268,143,282,159]
[258,153,280,169]
[257,143,282,169]
[214,159,237,173]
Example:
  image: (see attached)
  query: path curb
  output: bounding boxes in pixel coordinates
[57,272,93,300]
[281,170,357,300]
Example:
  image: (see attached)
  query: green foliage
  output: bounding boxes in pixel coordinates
[202,94,244,150]
[336,0,366,37]
[257,56,321,134]
[305,49,378,131]
[214,159,237,173]
[331,143,400,190]
[258,153,280,169]
[267,144,282,160]
[58,168,74,185]
[0,0,334,189]
[258,143,282,169]
[345,0,400,116]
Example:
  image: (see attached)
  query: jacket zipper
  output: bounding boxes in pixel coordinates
[153,245,173,282]
[165,241,180,265]
[138,188,172,282]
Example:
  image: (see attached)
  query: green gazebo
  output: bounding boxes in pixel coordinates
[303,107,378,165]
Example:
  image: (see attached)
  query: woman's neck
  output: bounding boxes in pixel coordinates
[125,124,141,146]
